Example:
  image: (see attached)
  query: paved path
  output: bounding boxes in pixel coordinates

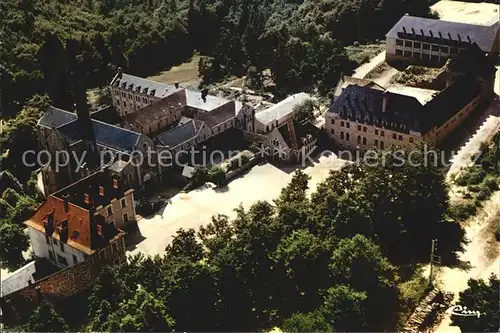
[352,51,386,79]
[128,155,347,257]
[373,67,399,88]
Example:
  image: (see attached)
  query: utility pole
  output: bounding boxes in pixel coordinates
[429,239,441,286]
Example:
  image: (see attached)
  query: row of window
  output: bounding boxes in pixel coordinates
[333,120,410,140]
[396,33,472,47]
[395,40,460,55]
[119,91,154,105]
[332,129,414,145]
[396,49,444,62]
[48,249,78,266]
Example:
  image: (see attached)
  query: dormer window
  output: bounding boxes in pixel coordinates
[97,225,103,236]
[99,186,104,196]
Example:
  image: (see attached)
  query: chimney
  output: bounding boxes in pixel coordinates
[438,31,443,40]
[84,193,90,204]
[117,67,123,79]
[62,194,69,212]
[382,92,388,113]
[457,34,462,43]
[99,186,104,196]
[113,178,119,189]
[175,82,179,89]
[467,35,472,43]
[402,26,407,34]
[429,30,433,38]
[201,89,208,103]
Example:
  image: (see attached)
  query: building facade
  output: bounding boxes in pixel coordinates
[25,170,133,271]
[326,48,496,151]
[386,15,499,65]
[255,93,313,134]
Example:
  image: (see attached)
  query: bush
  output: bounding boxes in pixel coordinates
[209,166,227,188]
[448,201,477,221]
[455,166,485,186]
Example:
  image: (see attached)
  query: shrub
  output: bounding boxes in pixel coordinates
[448,201,477,221]
[455,166,485,186]
[209,166,227,188]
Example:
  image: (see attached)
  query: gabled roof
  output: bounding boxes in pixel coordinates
[195,101,236,128]
[449,44,497,77]
[156,118,204,148]
[256,93,312,126]
[111,73,183,99]
[124,89,187,132]
[38,106,77,129]
[57,119,141,153]
[386,15,498,53]
[421,75,482,132]
[329,85,423,133]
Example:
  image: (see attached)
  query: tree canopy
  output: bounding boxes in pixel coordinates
[82,147,463,332]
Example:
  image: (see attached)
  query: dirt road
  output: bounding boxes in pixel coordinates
[433,192,500,332]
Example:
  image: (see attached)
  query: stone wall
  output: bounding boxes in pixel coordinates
[0,236,126,325]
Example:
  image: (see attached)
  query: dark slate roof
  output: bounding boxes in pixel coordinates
[421,75,482,132]
[111,73,183,99]
[57,119,141,152]
[156,118,204,148]
[449,44,497,77]
[195,101,236,128]
[54,169,130,209]
[329,85,424,133]
[386,15,498,53]
[38,106,78,129]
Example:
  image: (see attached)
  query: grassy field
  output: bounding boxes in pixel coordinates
[147,55,201,88]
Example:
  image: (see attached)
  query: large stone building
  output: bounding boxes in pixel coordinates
[0,171,130,323]
[386,15,500,65]
[26,170,132,269]
[37,106,156,196]
[326,47,496,151]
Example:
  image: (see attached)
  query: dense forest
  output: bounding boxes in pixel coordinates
[1,0,434,117]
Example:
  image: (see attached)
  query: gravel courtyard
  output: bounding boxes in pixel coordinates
[128,154,347,256]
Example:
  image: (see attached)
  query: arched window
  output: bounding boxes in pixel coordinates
[357,135,361,144]
[362,137,367,145]
[346,133,350,141]
[340,132,344,140]
[380,141,385,149]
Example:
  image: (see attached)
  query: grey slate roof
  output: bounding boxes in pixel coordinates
[38,106,78,129]
[195,101,236,128]
[421,75,482,132]
[58,119,141,153]
[386,15,498,53]
[329,85,424,133]
[111,73,183,99]
[156,118,204,148]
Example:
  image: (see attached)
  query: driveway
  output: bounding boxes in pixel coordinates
[352,51,386,79]
[128,154,347,256]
